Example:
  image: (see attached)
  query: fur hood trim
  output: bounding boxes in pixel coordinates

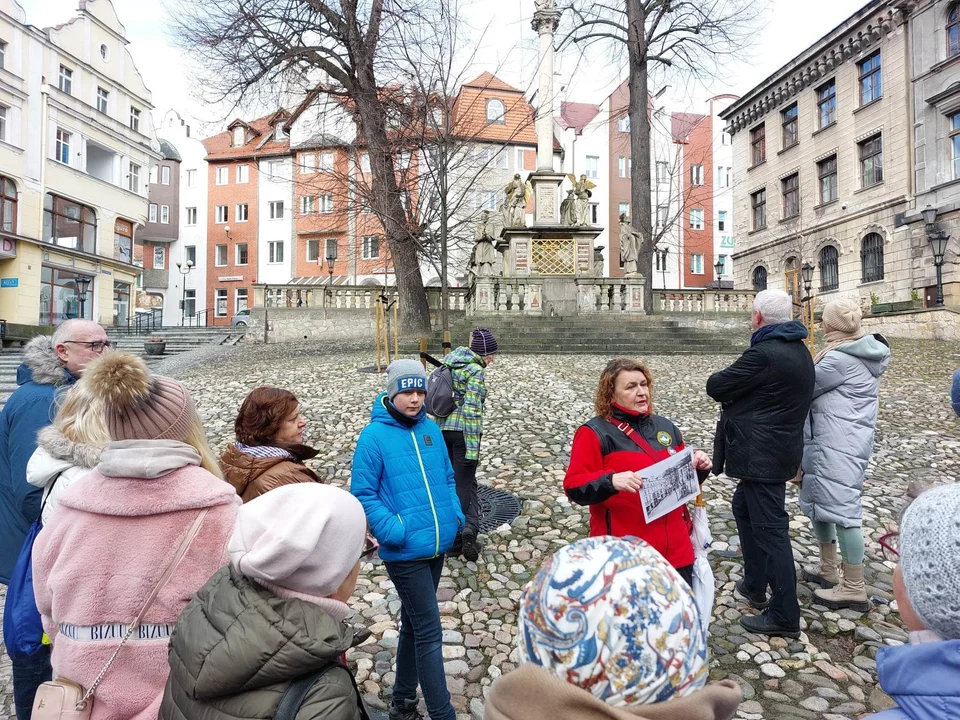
[36,425,104,470]
[22,335,69,387]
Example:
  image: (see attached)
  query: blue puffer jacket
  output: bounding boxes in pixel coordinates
[351,394,464,562]
[0,337,75,583]
[872,640,960,720]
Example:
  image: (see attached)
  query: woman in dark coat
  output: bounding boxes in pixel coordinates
[563,357,712,585]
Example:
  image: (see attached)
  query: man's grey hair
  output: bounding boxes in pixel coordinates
[752,289,793,326]
[51,319,101,348]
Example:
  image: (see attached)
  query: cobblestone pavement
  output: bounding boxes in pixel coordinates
[1,339,958,719]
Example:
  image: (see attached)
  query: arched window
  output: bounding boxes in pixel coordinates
[819,245,839,292]
[949,3,959,58]
[752,266,768,291]
[861,233,884,283]
[486,98,505,125]
[0,175,17,233]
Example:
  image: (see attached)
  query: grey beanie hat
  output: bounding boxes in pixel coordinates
[899,482,960,640]
[386,359,427,400]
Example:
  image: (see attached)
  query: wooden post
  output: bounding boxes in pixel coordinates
[442,329,452,354]
[375,298,383,372]
[393,300,399,360]
[419,337,428,370]
[383,299,391,367]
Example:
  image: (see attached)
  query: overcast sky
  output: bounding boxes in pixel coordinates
[22,0,870,133]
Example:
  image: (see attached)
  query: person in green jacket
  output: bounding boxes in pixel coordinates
[437,328,497,562]
[160,484,374,720]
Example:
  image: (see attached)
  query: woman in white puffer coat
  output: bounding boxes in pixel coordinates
[26,380,108,524]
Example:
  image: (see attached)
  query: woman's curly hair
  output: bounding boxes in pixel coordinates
[595,357,655,418]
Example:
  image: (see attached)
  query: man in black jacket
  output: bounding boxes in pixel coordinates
[707,289,815,638]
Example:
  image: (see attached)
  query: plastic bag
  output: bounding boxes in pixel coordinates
[689,494,715,634]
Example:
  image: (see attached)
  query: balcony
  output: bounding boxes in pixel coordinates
[85,140,118,185]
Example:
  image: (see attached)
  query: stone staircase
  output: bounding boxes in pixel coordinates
[1,327,247,409]
[105,326,247,361]
[408,315,749,356]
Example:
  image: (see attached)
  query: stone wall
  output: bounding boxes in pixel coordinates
[665,313,752,334]
[246,306,465,344]
[861,307,960,341]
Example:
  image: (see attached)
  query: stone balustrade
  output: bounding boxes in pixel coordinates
[251,284,467,311]
[657,289,757,314]
[468,276,647,315]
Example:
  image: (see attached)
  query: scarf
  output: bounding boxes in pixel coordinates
[814,325,866,364]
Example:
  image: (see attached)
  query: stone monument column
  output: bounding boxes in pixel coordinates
[533,0,560,172]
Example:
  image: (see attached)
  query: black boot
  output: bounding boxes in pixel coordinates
[734,580,769,610]
[389,698,422,720]
[461,530,480,562]
[739,611,801,639]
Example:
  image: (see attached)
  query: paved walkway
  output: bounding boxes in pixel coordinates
[1,339,958,719]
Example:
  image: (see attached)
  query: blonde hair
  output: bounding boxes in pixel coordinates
[184,419,224,479]
[53,380,111,447]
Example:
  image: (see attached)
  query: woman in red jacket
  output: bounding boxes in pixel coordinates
[564,357,712,585]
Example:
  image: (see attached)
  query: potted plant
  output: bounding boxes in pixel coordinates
[869,292,891,315]
[144,335,166,356]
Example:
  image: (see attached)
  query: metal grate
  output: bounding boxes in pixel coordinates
[477,484,522,533]
[531,239,575,275]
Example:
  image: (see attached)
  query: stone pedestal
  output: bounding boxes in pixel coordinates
[529,171,568,226]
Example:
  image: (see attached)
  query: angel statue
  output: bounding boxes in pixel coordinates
[503,173,531,227]
[534,0,556,9]
[568,173,597,226]
[619,213,642,275]
[474,210,501,276]
[560,189,577,226]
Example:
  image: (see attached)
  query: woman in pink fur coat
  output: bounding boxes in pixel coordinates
[32,352,240,720]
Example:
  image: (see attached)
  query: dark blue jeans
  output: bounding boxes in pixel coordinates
[12,645,52,720]
[384,556,455,720]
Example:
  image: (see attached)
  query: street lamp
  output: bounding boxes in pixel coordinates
[801,261,815,299]
[176,260,194,326]
[75,275,91,320]
[801,261,815,355]
[923,205,950,307]
[713,259,723,289]
[325,244,338,285]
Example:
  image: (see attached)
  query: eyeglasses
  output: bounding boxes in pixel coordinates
[879,531,899,561]
[361,537,379,559]
[61,340,112,353]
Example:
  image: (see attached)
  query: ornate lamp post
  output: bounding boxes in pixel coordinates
[175,260,194,326]
[713,258,723,289]
[325,244,338,285]
[922,205,950,307]
[75,275,91,320]
[801,261,815,355]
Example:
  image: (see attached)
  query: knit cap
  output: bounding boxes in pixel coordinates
[83,352,199,442]
[470,327,498,356]
[822,297,862,334]
[899,482,960,640]
[518,536,708,706]
[229,484,367,603]
[386,359,427,399]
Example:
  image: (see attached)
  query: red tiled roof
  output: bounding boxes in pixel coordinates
[671,112,707,143]
[203,113,291,160]
[560,101,601,133]
[462,72,524,94]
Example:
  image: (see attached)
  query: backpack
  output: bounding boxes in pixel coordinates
[425,364,459,418]
[274,663,371,720]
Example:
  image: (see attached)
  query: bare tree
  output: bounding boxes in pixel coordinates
[169,0,444,333]
[560,0,765,313]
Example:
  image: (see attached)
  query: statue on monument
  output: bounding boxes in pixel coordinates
[568,174,597,226]
[503,173,532,228]
[534,0,556,9]
[619,213,641,275]
[559,190,577,226]
[593,245,605,277]
[473,210,501,276]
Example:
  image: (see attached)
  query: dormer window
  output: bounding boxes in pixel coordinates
[233,126,245,146]
[275,120,286,140]
[486,98,505,125]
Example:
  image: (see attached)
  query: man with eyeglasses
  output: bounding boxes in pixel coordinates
[0,318,109,719]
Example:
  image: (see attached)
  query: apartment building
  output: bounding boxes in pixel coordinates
[139,137,179,316]
[0,0,157,334]
[720,1,912,307]
[157,110,209,326]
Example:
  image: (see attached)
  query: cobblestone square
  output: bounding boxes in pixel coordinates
[2,339,958,719]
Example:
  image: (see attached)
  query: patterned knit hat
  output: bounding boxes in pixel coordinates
[518,536,708,706]
[470,328,498,356]
[899,482,960,640]
[83,352,200,443]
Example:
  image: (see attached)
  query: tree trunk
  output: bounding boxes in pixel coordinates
[626,0,654,314]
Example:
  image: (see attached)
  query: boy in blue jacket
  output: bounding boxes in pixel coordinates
[351,359,464,720]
